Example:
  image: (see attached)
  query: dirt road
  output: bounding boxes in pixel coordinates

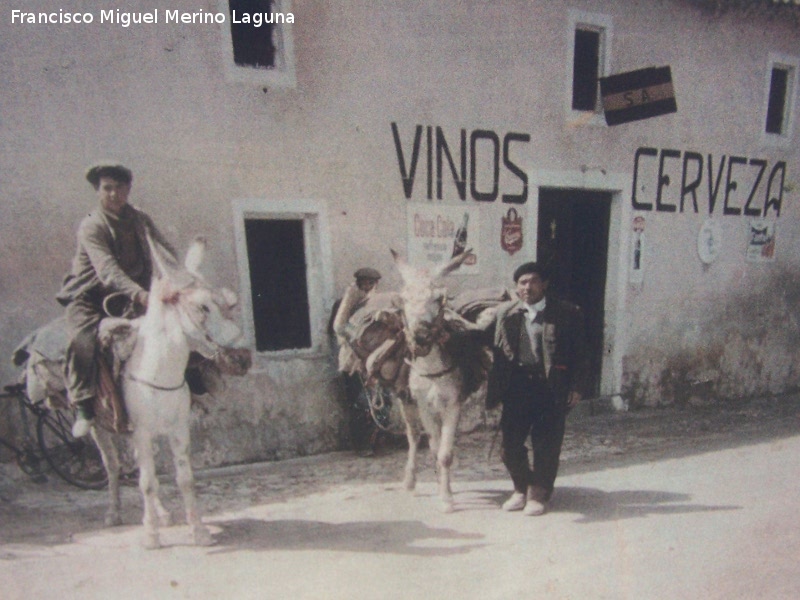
[1,394,799,598]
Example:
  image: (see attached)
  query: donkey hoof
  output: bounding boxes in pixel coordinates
[440,499,455,514]
[104,512,123,527]
[193,526,214,547]
[403,474,416,491]
[142,533,161,550]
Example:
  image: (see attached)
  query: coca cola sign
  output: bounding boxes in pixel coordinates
[406,205,480,273]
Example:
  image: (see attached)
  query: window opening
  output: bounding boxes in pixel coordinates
[573,28,601,112]
[765,66,789,134]
[220,0,296,88]
[244,218,311,351]
[229,0,276,69]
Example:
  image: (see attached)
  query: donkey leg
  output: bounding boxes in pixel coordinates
[154,496,172,527]
[134,434,162,549]
[398,397,421,491]
[91,429,122,527]
[169,428,212,546]
[416,403,441,470]
[436,403,462,513]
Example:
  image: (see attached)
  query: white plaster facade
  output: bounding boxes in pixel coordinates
[1,0,798,466]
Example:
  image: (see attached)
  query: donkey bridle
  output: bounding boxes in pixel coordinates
[125,289,229,392]
[404,357,457,379]
[404,311,458,378]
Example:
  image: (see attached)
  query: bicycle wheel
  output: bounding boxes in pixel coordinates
[15,442,47,480]
[37,408,108,490]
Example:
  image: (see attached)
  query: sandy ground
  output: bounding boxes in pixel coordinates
[1,394,799,600]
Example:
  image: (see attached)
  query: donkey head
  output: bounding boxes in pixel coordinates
[148,236,243,357]
[391,249,473,357]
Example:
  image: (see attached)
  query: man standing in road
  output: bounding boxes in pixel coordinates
[485,261,591,515]
[58,163,176,437]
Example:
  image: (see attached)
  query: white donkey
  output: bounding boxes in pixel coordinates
[88,236,242,549]
[392,250,489,513]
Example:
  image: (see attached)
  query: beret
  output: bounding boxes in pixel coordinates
[513,261,549,283]
[86,163,133,187]
[354,267,382,280]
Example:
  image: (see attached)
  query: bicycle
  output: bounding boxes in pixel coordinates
[0,383,108,490]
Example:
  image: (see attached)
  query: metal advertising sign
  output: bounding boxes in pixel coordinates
[746,219,777,262]
[406,204,480,273]
[698,219,723,264]
[600,66,677,126]
[501,207,523,255]
[630,216,646,284]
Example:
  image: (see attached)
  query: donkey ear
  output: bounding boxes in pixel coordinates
[146,232,171,280]
[391,248,411,283]
[147,233,195,289]
[184,236,207,276]
[434,249,474,280]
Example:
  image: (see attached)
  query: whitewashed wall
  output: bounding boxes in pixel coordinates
[1,0,798,466]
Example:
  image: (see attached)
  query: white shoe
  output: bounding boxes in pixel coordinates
[502,491,526,512]
[71,416,94,438]
[523,487,547,516]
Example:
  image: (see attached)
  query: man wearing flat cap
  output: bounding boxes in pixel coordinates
[331,267,382,370]
[330,267,383,455]
[57,163,176,437]
[484,261,591,516]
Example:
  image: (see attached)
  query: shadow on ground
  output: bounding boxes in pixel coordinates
[466,486,740,524]
[550,486,741,523]
[209,518,485,556]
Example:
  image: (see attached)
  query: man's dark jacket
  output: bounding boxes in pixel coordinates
[484,296,591,409]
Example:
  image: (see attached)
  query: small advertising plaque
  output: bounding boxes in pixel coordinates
[745,219,777,263]
[406,204,480,273]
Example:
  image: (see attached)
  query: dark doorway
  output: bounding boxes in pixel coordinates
[537,188,611,396]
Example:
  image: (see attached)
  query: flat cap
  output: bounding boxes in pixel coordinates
[354,267,381,280]
[86,163,133,187]
[513,261,549,283]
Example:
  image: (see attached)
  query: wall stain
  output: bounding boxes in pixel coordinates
[623,266,800,407]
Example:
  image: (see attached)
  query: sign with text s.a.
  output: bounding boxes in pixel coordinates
[600,66,677,126]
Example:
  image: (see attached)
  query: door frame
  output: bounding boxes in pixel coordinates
[232,197,335,366]
[528,168,631,407]
[537,188,611,398]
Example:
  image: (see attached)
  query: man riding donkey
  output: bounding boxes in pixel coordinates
[58,163,185,437]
